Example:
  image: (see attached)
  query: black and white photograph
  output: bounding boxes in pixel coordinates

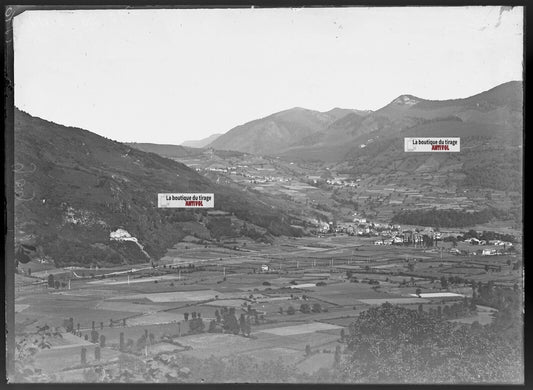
[6,5,524,384]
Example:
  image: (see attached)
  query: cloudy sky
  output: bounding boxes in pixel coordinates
[14,6,523,144]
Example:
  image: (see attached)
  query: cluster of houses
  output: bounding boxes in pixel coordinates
[248,175,290,184]
[372,227,441,246]
[322,217,413,240]
[202,163,292,184]
[307,174,360,187]
[325,177,358,187]
[464,237,513,247]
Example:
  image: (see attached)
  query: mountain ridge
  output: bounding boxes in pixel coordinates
[181,133,222,148]
[204,81,521,159]
[14,108,302,267]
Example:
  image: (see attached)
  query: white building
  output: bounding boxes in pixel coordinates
[110,228,138,243]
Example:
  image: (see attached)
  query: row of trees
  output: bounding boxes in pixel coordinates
[277,302,326,315]
[184,307,254,336]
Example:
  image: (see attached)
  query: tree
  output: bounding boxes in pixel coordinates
[340,329,346,341]
[48,274,55,288]
[136,334,147,349]
[415,288,422,297]
[287,306,296,315]
[208,320,217,333]
[334,345,341,366]
[243,317,252,337]
[300,303,311,314]
[223,310,240,335]
[470,297,478,311]
[95,346,101,361]
[279,307,284,314]
[440,276,448,289]
[342,302,523,383]
[189,316,205,334]
[184,312,189,321]
[81,347,87,365]
[239,314,246,335]
[305,344,312,356]
[312,303,322,313]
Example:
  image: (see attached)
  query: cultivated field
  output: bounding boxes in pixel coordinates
[14,234,520,380]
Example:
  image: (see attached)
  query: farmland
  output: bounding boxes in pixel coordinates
[13,232,522,382]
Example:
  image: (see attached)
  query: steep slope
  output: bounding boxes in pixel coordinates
[125,143,203,159]
[374,81,522,121]
[278,81,523,162]
[14,109,301,267]
[181,133,222,148]
[206,107,341,155]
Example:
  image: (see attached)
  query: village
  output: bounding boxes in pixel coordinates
[14,209,521,382]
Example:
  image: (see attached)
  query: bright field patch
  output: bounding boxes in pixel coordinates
[358,298,429,305]
[116,290,221,302]
[204,299,247,307]
[409,292,465,298]
[258,322,342,336]
[127,312,193,326]
[289,283,317,289]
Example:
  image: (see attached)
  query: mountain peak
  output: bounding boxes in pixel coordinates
[392,95,421,106]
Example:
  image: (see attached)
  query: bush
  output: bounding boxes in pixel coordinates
[300,303,311,314]
[189,317,205,334]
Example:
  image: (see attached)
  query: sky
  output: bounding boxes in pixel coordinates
[14,6,523,145]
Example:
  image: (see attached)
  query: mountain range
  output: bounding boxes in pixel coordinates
[14,81,522,267]
[201,81,522,162]
[181,133,222,148]
[206,107,371,156]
